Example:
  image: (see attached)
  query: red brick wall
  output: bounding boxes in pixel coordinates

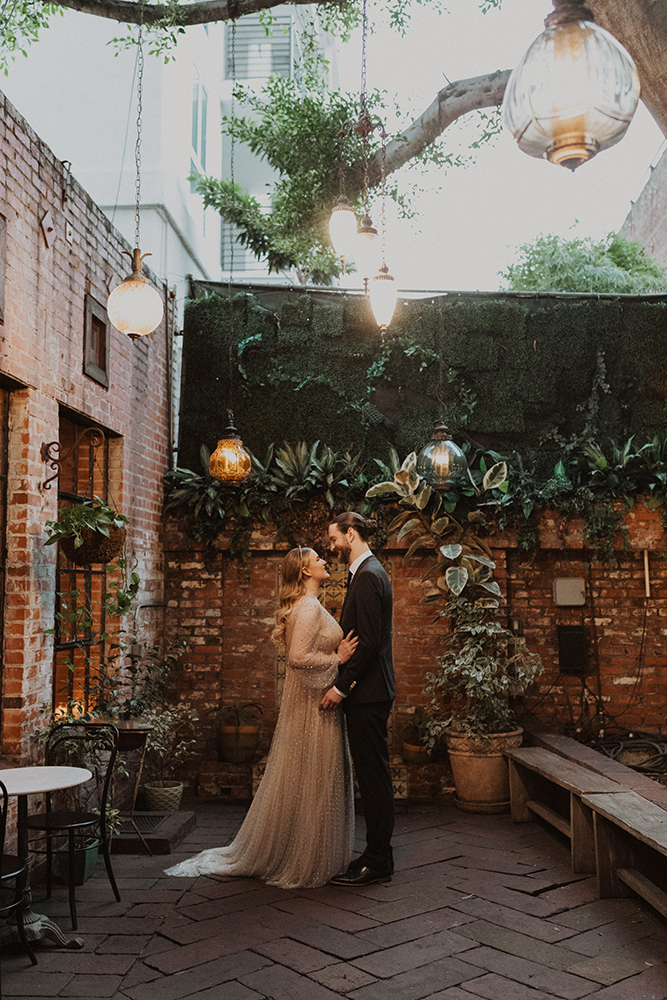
[163,500,667,777]
[0,92,171,757]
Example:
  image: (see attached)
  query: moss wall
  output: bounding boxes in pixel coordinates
[178,287,667,472]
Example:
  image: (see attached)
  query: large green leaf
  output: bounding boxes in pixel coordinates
[397,518,422,541]
[479,580,502,597]
[482,462,508,492]
[387,510,414,533]
[445,566,468,596]
[440,543,462,560]
[405,534,435,560]
[365,481,399,497]
[431,516,450,534]
[464,553,495,568]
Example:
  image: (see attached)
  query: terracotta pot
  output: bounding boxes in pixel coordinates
[401,741,431,765]
[61,525,126,566]
[445,728,523,814]
[144,780,184,811]
[217,724,260,764]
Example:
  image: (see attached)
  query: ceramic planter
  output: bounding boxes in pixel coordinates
[53,838,100,886]
[144,780,184,811]
[445,728,523,814]
[401,741,431,765]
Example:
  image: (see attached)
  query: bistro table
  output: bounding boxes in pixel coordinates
[0,765,92,950]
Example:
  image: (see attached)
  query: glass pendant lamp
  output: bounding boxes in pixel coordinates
[209,413,252,485]
[416,423,468,490]
[502,0,640,170]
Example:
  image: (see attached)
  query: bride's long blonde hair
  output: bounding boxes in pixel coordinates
[271,546,314,644]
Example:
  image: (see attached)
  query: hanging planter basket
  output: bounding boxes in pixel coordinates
[61,525,126,567]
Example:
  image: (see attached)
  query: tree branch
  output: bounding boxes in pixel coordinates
[365,69,511,186]
[48,0,313,26]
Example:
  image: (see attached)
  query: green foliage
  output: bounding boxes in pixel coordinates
[424,597,543,739]
[501,232,667,294]
[44,497,129,549]
[143,706,199,783]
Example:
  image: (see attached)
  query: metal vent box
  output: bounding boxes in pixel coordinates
[553,577,586,606]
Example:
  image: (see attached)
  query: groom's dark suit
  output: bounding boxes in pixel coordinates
[336,553,395,873]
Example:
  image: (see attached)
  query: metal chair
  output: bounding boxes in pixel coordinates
[0,778,37,965]
[27,723,121,930]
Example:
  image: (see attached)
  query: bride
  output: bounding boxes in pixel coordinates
[165,546,357,889]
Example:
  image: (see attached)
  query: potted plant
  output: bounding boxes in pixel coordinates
[424,595,543,813]
[216,701,263,764]
[45,496,129,566]
[367,448,543,812]
[400,707,433,765]
[143,706,199,811]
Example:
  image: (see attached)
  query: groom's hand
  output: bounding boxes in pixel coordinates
[320,687,343,711]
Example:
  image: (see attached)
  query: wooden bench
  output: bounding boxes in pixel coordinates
[582,790,667,920]
[506,747,624,874]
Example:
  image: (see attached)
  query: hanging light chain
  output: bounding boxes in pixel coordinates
[229,17,236,286]
[360,0,368,118]
[380,126,387,266]
[134,0,145,251]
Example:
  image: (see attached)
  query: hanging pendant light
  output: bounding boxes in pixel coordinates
[329,195,358,268]
[209,23,250,488]
[209,411,252,484]
[108,249,164,340]
[355,215,380,283]
[502,0,640,171]
[416,423,468,490]
[107,4,164,337]
[369,264,397,334]
[369,128,398,336]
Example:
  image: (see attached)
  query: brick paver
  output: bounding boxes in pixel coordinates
[1,798,667,999]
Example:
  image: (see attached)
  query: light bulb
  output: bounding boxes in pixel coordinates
[107,249,164,339]
[329,196,358,264]
[369,265,398,333]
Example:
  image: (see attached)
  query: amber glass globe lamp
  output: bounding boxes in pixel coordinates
[502,0,640,171]
[416,423,468,490]
[209,414,252,485]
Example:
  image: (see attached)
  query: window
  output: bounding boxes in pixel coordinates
[220,222,270,277]
[83,296,109,388]
[226,13,293,79]
[52,415,119,715]
[191,72,208,173]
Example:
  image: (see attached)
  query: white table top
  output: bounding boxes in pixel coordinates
[0,765,92,796]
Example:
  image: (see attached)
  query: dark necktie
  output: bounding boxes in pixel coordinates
[346,571,352,588]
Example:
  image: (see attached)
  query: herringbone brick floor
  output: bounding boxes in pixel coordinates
[2,798,667,999]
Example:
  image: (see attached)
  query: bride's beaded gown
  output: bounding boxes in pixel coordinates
[165,596,353,889]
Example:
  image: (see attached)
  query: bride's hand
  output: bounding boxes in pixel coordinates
[337,630,358,664]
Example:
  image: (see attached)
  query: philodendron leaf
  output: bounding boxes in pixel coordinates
[479,580,502,597]
[440,543,462,560]
[397,518,422,541]
[388,510,414,533]
[365,482,399,497]
[414,484,432,510]
[405,534,434,560]
[445,565,468,596]
[464,553,496,568]
[482,462,508,492]
[431,516,450,534]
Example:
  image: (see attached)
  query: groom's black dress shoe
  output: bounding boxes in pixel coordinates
[329,865,393,886]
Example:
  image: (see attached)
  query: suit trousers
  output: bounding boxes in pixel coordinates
[344,700,394,872]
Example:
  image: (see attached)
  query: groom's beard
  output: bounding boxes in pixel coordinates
[334,541,352,564]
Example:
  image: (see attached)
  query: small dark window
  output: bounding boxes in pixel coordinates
[84,296,109,387]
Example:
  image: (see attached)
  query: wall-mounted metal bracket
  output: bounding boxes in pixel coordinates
[40,426,105,491]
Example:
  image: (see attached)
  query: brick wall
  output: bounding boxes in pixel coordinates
[163,499,667,789]
[0,92,171,757]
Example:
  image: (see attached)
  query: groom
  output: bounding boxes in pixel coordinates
[321,511,396,886]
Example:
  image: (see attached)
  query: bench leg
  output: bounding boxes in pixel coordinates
[593,811,634,898]
[570,794,596,874]
[509,761,532,823]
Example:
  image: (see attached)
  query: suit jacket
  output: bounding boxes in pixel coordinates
[336,554,396,704]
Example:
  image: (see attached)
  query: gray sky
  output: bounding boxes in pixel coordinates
[335,0,665,292]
